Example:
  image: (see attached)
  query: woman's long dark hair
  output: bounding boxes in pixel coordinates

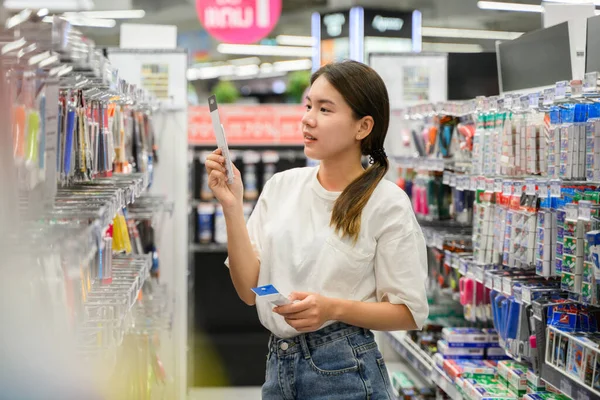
[311,60,390,243]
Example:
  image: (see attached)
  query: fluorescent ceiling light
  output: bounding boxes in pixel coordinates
[43,15,116,28]
[187,65,235,80]
[260,63,274,73]
[63,10,146,19]
[422,27,523,40]
[217,43,313,57]
[222,71,287,81]
[4,0,94,11]
[229,56,261,65]
[422,42,483,53]
[543,0,600,4]
[235,64,260,77]
[273,59,312,72]
[477,1,544,12]
[276,35,315,46]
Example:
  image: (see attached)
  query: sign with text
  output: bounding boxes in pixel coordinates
[188,104,305,145]
[363,9,413,38]
[196,0,282,44]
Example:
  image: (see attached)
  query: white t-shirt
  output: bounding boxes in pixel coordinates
[227,166,429,339]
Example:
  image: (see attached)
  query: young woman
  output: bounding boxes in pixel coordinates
[205,60,428,400]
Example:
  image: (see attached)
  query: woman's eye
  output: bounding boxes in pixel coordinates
[320,108,330,113]
[306,105,312,111]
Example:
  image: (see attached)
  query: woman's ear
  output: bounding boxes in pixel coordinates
[356,116,374,141]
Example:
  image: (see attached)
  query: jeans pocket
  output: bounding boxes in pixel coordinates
[376,357,393,400]
[307,338,359,376]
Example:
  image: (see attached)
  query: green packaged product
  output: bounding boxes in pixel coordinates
[523,392,572,400]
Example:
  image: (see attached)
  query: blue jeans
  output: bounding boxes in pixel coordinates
[262,322,394,400]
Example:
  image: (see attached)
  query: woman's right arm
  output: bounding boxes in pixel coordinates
[205,149,260,305]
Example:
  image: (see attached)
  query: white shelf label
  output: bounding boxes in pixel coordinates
[525,178,536,195]
[556,81,568,100]
[513,182,523,197]
[470,175,478,191]
[584,72,598,93]
[505,95,513,110]
[450,174,457,188]
[579,200,592,221]
[520,95,529,110]
[529,92,540,109]
[443,171,450,185]
[495,178,503,193]
[543,88,555,106]
[503,181,512,196]
[550,180,562,198]
[537,179,549,198]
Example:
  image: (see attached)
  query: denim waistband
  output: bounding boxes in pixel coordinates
[268,322,372,356]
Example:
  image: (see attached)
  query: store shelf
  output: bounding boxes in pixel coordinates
[189,243,228,253]
[417,218,472,229]
[431,364,463,400]
[541,361,600,400]
[384,332,433,382]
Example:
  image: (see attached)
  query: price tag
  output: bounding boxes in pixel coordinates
[485,271,494,289]
[513,181,523,197]
[497,97,505,111]
[503,181,512,196]
[495,178,503,193]
[584,72,598,93]
[504,95,513,110]
[579,200,592,221]
[486,178,495,192]
[478,176,486,191]
[493,275,503,291]
[543,88,555,106]
[525,178,536,195]
[556,81,568,100]
[537,179,549,198]
[470,175,478,191]
[443,171,450,185]
[489,96,499,111]
[529,93,540,109]
[450,174,457,188]
[571,79,583,98]
[550,179,561,198]
[566,206,578,221]
[459,259,468,275]
[476,96,485,112]
[520,95,529,110]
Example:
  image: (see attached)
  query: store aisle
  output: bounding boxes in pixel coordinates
[189,387,262,400]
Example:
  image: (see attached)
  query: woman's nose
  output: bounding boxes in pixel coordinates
[301,112,315,127]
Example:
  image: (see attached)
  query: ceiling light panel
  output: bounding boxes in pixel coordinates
[477,1,545,12]
[422,27,523,40]
[63,10,146,19]
[217,44,313,57]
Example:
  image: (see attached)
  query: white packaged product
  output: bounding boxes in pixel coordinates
[214,204,227,244]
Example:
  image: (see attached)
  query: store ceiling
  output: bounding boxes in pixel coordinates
[76,0,545,50]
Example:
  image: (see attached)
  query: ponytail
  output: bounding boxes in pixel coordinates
[331,154,389,243]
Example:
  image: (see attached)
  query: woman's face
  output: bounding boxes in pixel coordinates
[301,76,361,161]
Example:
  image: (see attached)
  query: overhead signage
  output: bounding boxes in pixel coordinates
[196,0,282,44]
